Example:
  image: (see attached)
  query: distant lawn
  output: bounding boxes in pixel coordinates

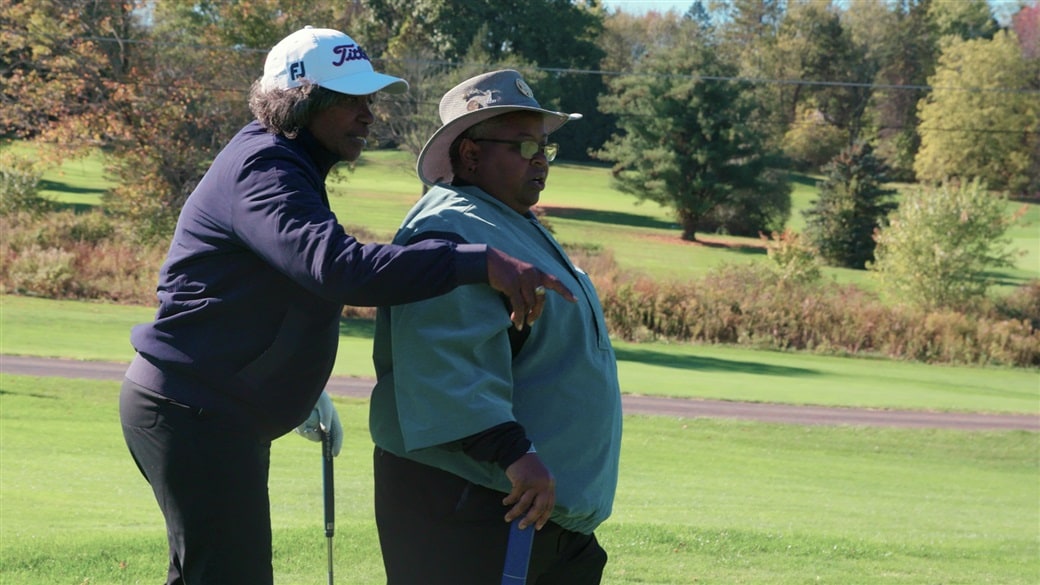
[2,142,112,210]
[11,143,1038,290]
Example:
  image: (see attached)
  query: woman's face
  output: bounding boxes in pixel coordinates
[465,112,551,215]
[307,94,374,162]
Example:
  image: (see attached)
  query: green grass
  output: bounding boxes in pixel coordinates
[4,136,1039,584]
[0,375,1036,584]
[2,142,112,210]
[3,294,1038,414]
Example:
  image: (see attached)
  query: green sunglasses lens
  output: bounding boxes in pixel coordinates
[520,141,539,159]
[519,141,558,161]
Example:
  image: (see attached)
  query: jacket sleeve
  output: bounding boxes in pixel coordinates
[229,148,487,306]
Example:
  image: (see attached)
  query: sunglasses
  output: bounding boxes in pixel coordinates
[472,139,559,162]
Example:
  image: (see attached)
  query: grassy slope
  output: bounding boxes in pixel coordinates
[23,146,1039,290]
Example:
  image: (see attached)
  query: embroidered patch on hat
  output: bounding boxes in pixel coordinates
[464,88,500,111]
[516,78,534,98]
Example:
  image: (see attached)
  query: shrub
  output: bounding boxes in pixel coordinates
[595,260,1039,368]
[6,245,77,297]
[761,228,821,284]
[781,106,848,170]
[0,211,164,304]
[870,179,1018,311]
[0,155,52,216]
[996,280,1040,331]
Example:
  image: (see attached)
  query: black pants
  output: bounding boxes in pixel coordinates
[120,379,273,585]
[374,447,607,585]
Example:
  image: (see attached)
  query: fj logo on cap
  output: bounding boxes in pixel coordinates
[332,44,370,66]
[289,61,306,81]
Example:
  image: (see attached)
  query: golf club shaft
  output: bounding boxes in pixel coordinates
[320,427,335,585]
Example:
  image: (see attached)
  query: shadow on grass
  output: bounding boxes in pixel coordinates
[38,179,106,196]
[693,238,768,256]
[0,388,59,399]
[787,172,820,188]
[340,320,817,378]
[340,318,376,339]
[982,269,1038,289]
[49,201,97,214]
[613,347,818,377]
[543,206,678,231]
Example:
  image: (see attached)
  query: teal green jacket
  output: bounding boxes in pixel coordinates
[369,183,623,534]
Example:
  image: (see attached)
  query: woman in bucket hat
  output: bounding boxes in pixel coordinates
[120,30,571,585]
[370,69,623,584]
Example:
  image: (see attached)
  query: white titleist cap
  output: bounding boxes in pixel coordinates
[260,26,407,95]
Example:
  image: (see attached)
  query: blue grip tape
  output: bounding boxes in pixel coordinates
[501,518,535,585]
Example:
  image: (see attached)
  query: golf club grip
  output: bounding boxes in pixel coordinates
[320,429,335,538]
[501,518,534,585]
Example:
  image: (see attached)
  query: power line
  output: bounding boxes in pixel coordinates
[7,30,1038,95]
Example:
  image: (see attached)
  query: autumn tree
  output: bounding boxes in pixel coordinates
[914,30,1040,195]
[775,1,872,141]
[1014,3,1039,60]
[803,143,897,269]
[927,0,999,41]
[0,0,140,147]
[373,22,539,162]
[355,0,607,160]
[842,0,936,179]
[597,23,789,241]
[100,1,342,239]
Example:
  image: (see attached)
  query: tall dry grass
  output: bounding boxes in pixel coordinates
[2,213,1037,367]
[567,246,1040,368]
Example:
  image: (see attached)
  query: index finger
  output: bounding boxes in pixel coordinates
[523,274,574,326]
[539,274,575,303]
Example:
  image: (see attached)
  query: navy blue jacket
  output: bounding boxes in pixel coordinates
[129,121,487,440]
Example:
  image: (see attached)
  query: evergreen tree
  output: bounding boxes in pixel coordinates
[803,143,897,269]
[597,24,789,241]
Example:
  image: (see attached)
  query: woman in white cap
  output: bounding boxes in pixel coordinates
[370,69,623,584]
[119,29,571,585]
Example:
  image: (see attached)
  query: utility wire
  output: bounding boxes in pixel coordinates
[8,31,1039,95]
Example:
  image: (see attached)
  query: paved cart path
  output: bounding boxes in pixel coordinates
[2,354,1037,431]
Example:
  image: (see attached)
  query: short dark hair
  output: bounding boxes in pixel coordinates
[248,79,344,138]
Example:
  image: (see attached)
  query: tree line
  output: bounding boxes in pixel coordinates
[2,0,1038,314]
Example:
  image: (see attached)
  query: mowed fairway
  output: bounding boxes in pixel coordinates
[3,294,1038,414]
[0,375,1037,585]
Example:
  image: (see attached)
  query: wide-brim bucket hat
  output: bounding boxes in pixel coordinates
[416,69,581,186]
[261,26,408,95]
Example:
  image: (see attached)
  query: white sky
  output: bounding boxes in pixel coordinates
[599,0,1026,23]
[599,0,691,14]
